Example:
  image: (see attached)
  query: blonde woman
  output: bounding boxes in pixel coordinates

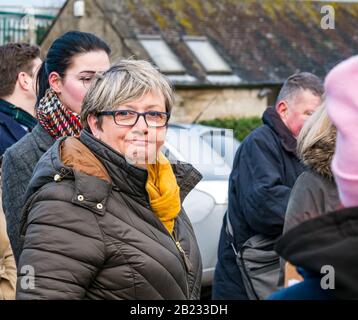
[16,60,202,300]
[277,104,340,288]
[284,104,340,232]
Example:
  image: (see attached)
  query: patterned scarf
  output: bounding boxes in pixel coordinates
[36,88,82,140]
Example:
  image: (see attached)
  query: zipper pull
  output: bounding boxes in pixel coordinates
[175,241,193,273]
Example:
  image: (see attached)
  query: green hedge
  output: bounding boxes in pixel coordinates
[199,117,262,141]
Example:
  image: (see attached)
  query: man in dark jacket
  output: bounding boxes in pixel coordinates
[213,72,324,299]
[0,43,41,156]
[269,54,358,300]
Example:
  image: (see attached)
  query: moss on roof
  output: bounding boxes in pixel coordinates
[47,0,358,85]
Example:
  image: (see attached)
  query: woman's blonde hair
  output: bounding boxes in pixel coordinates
[81,59,174,130]
[297,103,336,160]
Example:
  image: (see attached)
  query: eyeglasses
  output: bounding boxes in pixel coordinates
[63,72,96,89]
[96,110,170,128]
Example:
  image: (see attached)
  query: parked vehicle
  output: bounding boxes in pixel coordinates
[164,124,240,286]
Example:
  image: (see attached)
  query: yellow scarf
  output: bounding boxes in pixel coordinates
[146,152,181,234]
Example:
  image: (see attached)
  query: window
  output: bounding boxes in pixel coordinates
[138,35,185,74]
[184,36,232,73]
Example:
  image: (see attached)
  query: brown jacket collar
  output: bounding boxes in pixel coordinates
[61,137,111,184]
[59,130,202,206]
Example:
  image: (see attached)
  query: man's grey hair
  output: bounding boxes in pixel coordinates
[81,59,175,130]
[275,72,324,107]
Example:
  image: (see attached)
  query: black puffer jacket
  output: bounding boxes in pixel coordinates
[276,206,358,299]
[16,130,203,300]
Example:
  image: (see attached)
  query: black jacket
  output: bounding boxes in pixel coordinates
[16,130,203,300]
[213,107,305,299]
[0,99,36,156]
[276,206,358,299]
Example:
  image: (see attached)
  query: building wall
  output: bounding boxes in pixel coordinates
[172,88,268,123]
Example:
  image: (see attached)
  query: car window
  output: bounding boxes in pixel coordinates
[164,127,239,180]
[200,129,240,167]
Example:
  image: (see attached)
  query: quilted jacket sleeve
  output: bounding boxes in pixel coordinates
[16,189,106,300]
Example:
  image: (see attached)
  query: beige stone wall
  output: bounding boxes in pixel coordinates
[172,88,268,123]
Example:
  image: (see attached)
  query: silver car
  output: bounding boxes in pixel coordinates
[163,124,240,287]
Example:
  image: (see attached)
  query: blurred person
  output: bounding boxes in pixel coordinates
[269,55,358,300]
[213,72,323,300]
[16,60,203,300]
[0,43,41,156]
[277,104,340,288]
[284,104,339,231]
[0,160,16,300]
[2,31,111,264]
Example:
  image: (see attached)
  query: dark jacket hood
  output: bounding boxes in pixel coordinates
[262,107,297,155]
[275,206,358,299]
[300,128,336,179]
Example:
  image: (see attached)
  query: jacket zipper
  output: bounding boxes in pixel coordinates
[143,197,192,299]
[171,229,191,299]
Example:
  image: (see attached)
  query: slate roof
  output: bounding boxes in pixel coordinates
[44,0,358,86]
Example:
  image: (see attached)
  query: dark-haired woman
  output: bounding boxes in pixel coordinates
[1,31,111,263]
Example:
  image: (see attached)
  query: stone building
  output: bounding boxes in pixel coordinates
[40,0,358,123]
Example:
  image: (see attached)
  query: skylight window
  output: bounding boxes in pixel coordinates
[138,35,185,74]
[184,37,232,73]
